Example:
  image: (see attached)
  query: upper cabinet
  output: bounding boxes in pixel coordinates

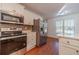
[24,17,33,25]
[23,10,35,25]
[23,9,42,25]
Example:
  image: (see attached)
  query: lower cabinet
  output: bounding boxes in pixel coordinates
[26,32,36,51]
[59,38,79,55]
[59,44,79,55]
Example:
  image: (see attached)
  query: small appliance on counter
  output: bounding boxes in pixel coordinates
[33,19,47,47]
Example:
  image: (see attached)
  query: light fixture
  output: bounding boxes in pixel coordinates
[57,4,67,16]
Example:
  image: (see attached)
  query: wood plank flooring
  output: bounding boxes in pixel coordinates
[25,37,59,55]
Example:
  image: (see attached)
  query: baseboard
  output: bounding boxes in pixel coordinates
[47,35,58,39]
[26,45,36,52]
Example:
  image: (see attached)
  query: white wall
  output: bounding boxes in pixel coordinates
[47,19,56,37]
[47,13,79,38]
[0,3,43,25]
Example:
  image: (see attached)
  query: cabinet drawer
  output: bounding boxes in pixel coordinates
[59,38,79,48]
[69,40,79,48]
[59,44,79,55]
[59,38,70,44]
[60,45,76,55]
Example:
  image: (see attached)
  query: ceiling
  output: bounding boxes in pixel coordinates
[22,3,79,19]
[58,3,79,16]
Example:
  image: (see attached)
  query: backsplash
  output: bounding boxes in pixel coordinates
[0,24,28,31]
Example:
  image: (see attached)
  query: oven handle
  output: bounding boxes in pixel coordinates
[0,35,26,41]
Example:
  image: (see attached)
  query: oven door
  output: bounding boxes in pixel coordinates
[0,36,26,55]
[14,36,26,50]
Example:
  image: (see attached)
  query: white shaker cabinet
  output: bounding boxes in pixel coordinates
[26,32,36,51]
[59,43,79,55]
[23,11,34,25]
[22,31,36,51]
[59,38,79,55]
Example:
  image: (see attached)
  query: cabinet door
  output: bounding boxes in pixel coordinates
[27,33,36,51]
[29,19,33,25]
[60,46,76,55]
[1,40,8,55]
[24,15,33,25]
[31,33,36,44]
[24,18,30,25]
[27,34,32,44]
[27,34,32,51]
[7,39,18,54]
[59,43,79,55]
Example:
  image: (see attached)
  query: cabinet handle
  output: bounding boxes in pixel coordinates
[67,41,70,44]
[76,50,79,53]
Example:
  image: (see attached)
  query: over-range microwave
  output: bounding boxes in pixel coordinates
[0,12,24,23]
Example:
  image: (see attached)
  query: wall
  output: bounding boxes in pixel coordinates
[47,19,56,38]
[47,13,79,38]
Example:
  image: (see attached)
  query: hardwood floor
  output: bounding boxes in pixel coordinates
[25,37,59,55]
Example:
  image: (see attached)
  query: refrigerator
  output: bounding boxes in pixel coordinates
[33,19,47,46]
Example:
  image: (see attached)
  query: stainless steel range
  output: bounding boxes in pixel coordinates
[0,31,27,55]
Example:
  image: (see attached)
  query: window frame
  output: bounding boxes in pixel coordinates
[56,19,75,37]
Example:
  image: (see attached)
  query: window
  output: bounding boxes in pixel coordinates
[56,19,75,37]
[64,19,75,37]
[56,20,63,36]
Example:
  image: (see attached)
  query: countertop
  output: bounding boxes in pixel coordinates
[59,36,79,41]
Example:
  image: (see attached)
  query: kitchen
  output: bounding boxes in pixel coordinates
[0,3,79,55]
[0,3,47,55]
